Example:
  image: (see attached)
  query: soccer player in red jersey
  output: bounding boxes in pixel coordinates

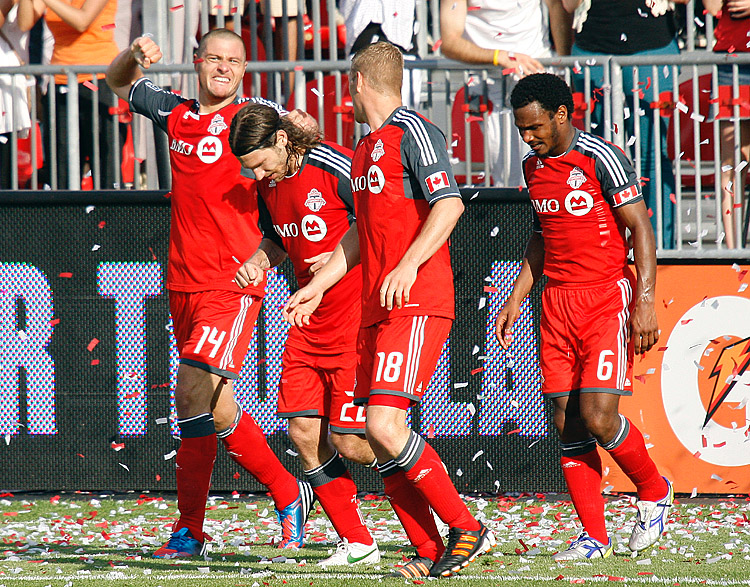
[227,102,380,568]
[495,73,673,560]
[106,30,313,558]
[284,42,494,578]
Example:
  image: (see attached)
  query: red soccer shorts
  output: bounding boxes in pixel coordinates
[354,315,452,408]
[277,346,366,434]
[170,290,262,379]
[540,276,635,397]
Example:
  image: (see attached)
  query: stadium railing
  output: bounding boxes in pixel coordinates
[1,52,749,255]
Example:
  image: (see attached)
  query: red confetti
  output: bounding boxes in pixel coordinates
[77,453,85,458]
[669,193,676,204]
[466,115,483,123]
[82,80,98,92]
[90,359,99,366]
[647,208,654,217]
[156,474,161,481]
[98,221,106,229]
[170,4,184,11]
[87,338,99,352]
[233,472,241,479]
[680,319,693,325]
[101,23,116,30]
[50,318,60,326]
[193,58,204,64]
[50,495,60,504]
[59,272,73,278]
[471,366,484,375]
[645,77,652,91]
[507,428,521,435]
[427,423,435,439]
[148,246,157,261]
[502,67,516,75]
[483,286,498,293]
[432,39,442,51]
[111,442,125,451]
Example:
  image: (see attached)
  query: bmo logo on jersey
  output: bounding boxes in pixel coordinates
[196,136,222,164]
[351,165,385,194]
[564,190,594,216]
[300,214,328,242]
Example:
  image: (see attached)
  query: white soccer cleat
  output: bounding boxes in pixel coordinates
[628,477,674,553]
[317,538,380,568]
[553,533,613,561]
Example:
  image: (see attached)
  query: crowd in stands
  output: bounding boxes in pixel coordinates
[0,0,748,247]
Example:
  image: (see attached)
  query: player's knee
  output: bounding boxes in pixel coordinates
[287,419,321,456]
[331,432,373,464]
[579,407,618,441]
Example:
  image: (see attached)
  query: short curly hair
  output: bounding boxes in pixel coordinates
[510,73,574,119]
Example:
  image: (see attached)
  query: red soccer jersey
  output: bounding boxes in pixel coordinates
[129,78,283,296]
[257,142,361,353]
[351,107,461,327]
[522,128,643,284]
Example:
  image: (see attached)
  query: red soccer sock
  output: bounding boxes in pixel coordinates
[604,418,668,502]
[310,468,372,545]
[219,410,299,509]
[560,442,608,544]
[396,432,479,532]
[380,461,445,561]
[175,414,218,541]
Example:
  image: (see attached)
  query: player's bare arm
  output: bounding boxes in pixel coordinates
[616,200,659,355]
[235,238,287,289]
[283,222,360,326]
[380,197,464,311]
[495,231,546,349]
[106,36,163,101]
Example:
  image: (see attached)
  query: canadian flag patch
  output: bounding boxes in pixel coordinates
[612,184,640,206]
[425,171,450,194]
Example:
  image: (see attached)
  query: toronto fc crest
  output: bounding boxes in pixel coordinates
[208,113,228,136]
[371,139,385,162]
[567,166,586,189]
[304,188,327,212]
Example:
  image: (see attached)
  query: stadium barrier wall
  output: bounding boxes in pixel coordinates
[1,190,748,495]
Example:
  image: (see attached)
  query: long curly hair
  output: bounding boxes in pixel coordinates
[229,103,322,167]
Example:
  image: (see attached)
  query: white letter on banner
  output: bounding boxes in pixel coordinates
[0,263,56,435]
[98,262,162,436]
[479,261,546,437]
[420,339,474,435]
[234,269,290,435]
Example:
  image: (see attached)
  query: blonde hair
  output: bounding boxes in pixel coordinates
[350,41,403,97]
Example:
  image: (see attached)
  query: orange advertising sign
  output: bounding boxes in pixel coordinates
[602,263,750,495]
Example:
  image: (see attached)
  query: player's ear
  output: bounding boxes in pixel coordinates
[557,105,569,123]
[276,129,288,148]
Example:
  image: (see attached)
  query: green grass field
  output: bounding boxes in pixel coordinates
[0,492,748,586]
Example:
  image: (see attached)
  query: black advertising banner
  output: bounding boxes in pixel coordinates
[0,190,562,493]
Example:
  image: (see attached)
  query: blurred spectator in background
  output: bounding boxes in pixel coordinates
[340,0,421,111]
[440,0,572,187]
[18,0,123,189]
[260,0,299,103]
[0,0,32,189]
[563,0,689,249]
[705,0,749,248]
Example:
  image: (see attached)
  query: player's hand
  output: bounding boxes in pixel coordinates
[496,51,545,78]
[495,299,521,350]
[286,108,320,135]
[131,36,162,69]
[379,262,417,310]
[305,252,333,275]
[726,0,750,18]
[283,285,324,327]
[629,299,659,355]
[234,260,264,289]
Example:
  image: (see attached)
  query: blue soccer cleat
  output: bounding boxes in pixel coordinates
[275,480,314,549]
[153,527,204,559]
